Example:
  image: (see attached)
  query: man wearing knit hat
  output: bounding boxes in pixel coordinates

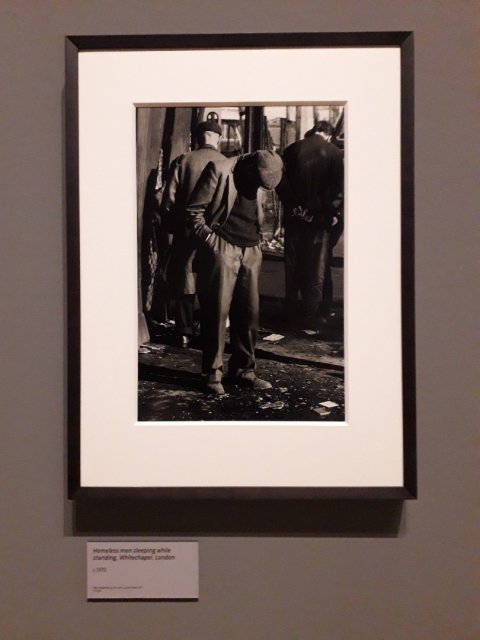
[159,119,224,347]
[186,149,283,395]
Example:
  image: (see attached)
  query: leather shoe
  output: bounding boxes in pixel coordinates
[177,334,190,348]
[236,373,272,390]
[204,381,226,396]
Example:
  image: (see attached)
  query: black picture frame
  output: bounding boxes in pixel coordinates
[66,32,416,502]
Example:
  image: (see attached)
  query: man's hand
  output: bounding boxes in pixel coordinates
[186,161,219,242]
[204,231,217,249]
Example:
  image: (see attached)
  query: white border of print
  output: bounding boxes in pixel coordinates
[78,46,402,488]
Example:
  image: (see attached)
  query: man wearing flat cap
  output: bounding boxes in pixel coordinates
[159,120,224,347]
[186,149,284,395]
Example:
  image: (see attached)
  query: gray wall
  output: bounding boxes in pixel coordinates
[1,2,478,638]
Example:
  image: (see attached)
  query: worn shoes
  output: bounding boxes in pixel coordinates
[204,381,226,396]
[235,372,272,390]
[204,373,272,395]
[176,334,190,348]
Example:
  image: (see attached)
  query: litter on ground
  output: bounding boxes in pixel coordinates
[138,346,151,354]
[260,401,285,410]
[312,407,331,417]
[263,333,285,342]
[145,343,166,352]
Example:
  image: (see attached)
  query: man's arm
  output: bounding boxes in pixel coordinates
[275,171,297,211]
[158,155,182,233]
[185,161,220,243]
[330,149,344,233]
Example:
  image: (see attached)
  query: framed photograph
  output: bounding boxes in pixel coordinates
[67,33,416,499]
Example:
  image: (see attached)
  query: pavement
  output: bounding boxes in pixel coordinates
[138,297,345,422]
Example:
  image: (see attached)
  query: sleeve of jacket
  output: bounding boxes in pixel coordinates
[185,161,221,243]
[330,147,344,198]
[256,188,265,227]
[158,155,182,233]
[275,173,297,210]
[275,148,297,210]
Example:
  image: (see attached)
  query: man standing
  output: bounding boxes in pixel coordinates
[159,120,224,347]
[277,120,344,331]
[187,150,283,395]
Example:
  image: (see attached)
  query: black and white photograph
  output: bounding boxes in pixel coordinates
[67,35,414,494]
[137,104,345,422]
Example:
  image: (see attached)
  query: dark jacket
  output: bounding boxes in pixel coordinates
[159,145,225,295]
[186,155,265,244]
[277,134,343,227]
[160,145,225,236]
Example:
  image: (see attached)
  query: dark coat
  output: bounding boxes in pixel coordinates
[159,145,225,295]
[186,155,265,244]
[277,134,343,228]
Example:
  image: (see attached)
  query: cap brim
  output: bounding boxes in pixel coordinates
[258,170,282,189]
